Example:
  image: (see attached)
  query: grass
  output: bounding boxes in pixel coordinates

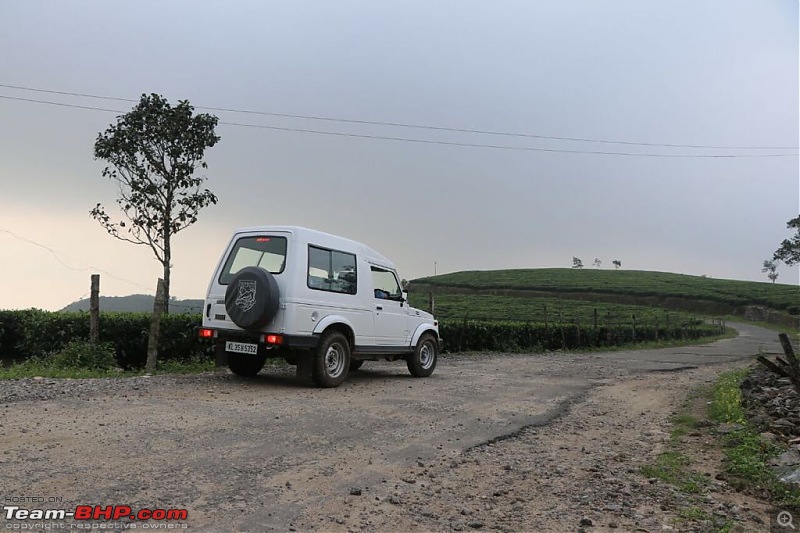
[641,450,708,493]
[641,408,712,494]
[0,356,217,379]
[413,268,800,313]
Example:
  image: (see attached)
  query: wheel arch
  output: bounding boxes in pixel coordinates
[410,324,439,347]
[313,315,355,347]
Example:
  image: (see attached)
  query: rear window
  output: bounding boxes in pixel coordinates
[218,236,287,285]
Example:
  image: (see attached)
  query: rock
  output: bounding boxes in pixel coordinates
[467,520,484,529]
[770,449,800,467]
[780,468,800,486]
[389,495,401,505]
[760,432,778,443]
[717,423,744,434]
[579,517,593,526]
[349,487,362,496]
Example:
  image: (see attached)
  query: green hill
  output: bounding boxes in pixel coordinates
[412,269,800,315]
[60,294,203,314]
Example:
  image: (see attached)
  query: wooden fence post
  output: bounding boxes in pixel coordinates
[90,274,100,344]
[146,278,166,374]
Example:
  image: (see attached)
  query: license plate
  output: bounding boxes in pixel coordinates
[225,341,259,355]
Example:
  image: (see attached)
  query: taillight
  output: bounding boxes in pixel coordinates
[198,328,215,339]
[264,334,283,345]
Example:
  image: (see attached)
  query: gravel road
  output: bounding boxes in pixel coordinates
[0,323,780,531]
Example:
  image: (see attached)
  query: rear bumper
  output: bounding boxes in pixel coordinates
[195,327,319,351]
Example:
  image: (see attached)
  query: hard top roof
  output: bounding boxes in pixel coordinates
[234,226,396,270]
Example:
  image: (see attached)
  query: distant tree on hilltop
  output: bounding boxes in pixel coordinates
[612,260,622,269]
[762,259,779,284]
[592,258,602,269]
[572,257,584,269]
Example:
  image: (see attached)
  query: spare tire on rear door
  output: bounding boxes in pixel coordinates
[224,267,280,331]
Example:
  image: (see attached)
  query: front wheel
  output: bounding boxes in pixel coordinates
[407,333,438,377]
[228,354,267,377]
[312,331,351,388]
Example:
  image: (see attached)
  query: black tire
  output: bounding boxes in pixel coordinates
[349,359,364,371]
[312,331,350,388]
[225,267,280,331]
[407,333,437,377]
[228,353,267,377]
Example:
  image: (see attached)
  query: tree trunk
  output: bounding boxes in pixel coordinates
[162,259,171,314]
[162,219,171,314]
[146,278,166,374]
[90,274,100,343]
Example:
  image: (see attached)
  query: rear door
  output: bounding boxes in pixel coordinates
[370,266,409,346]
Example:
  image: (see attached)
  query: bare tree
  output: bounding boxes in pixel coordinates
[612,259,622,269]
[572,257,584,269]
[592,258,602,269]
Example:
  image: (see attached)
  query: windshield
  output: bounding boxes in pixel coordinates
[218,236,287,284]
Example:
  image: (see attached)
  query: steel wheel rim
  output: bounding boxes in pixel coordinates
[325,343,346,378]
[419,341,435,369]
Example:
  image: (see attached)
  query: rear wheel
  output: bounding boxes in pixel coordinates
[312,331,350,388]
[228,353,267,377]
[407,333,437,377]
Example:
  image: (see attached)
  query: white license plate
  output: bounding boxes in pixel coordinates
[225,341,259,355]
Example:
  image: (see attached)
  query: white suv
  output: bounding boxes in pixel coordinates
[198,226,441,387]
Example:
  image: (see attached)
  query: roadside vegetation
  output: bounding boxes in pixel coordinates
[0,339,216,379]
[642,369,800,530]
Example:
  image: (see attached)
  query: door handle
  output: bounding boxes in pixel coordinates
[376,305,383,310]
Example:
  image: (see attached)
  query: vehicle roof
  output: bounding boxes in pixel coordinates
[234,226,396,269]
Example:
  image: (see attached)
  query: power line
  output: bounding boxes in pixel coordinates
[0,93,797,158]
[0,227,151,292]
[1,82,797,151]
[0,227,203,309]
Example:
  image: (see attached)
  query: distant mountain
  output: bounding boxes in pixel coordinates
[60,294,204,314]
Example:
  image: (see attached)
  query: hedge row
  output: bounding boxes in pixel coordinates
[438,318,725,352]
[0,311,726,369]
[0,310,209,369]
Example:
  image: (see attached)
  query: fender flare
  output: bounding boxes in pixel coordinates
[410,324,439,347]
[312,315,355,338]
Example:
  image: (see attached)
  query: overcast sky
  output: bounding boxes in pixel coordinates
[0,1,798,311]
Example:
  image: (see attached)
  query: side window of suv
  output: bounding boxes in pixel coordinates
[371,267,402,300]
[307,245,357,295]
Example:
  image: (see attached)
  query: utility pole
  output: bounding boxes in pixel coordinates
[434,261,437,276]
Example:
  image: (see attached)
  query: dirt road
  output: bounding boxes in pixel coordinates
[0,323,780,531]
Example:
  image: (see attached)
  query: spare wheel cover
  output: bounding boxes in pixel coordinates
[224,267,280,331]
